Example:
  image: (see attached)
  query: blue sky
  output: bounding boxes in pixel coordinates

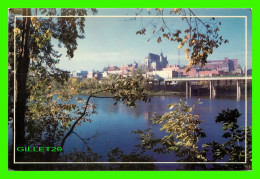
[55,8,252,72]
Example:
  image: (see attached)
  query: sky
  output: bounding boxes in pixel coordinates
[54,8,252,72]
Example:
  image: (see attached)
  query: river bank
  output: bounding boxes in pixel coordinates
[70,88,252,98]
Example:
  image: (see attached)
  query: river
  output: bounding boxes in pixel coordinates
[62,95,252,163]
[8,95,252,170]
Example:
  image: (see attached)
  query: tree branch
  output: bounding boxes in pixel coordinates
[72,131,99,149]
[60,88,114,148]
[188,8,207,29]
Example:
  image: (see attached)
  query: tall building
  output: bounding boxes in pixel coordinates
[225,57,239,72]
[192,57,239,73]
[144,51,168,70]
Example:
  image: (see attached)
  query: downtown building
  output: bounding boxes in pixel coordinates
[192,57,240,73]
[145,57,242,79]
[144,51,168,71]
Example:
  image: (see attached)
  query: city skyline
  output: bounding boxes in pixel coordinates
[68,54,245,73]
[54,8,252,72]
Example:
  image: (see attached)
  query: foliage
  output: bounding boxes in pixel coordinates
[56,148,105,170]
[8,8,98,130]
[25,75,93,147]
[8,8,149,163]
[107,74,149,107]
[134,99,207,162]
[135,8,229,72]
[107,147,157,170]
[202,109,252,170]
[8,8,95,78]
[58,74,150,104]
[134,105,252,170]
[61,148,102,162]
[9,9,99,163]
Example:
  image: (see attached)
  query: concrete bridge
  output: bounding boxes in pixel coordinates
[161,76,252,100]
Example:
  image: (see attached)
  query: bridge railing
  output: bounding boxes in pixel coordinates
[167,75,252,80]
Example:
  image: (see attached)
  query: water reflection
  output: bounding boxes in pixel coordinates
[63,95,251,161]
[9,95,252,170]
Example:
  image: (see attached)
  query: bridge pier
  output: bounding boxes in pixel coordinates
[210,80,216,98]
[185,81,192,98]
[237,80,241,100]
[213,81,216,97]
[186,81,189,98]
[163,77,251,99]
[189,82,192,98]
[210,80,211,98]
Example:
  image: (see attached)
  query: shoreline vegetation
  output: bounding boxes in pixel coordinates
[68,90,186,97]
[51,75,252,98]
[57,89,252,98]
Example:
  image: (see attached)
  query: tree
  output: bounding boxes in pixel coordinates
[134,104,251,170]
[202,109,252,170]
[8,8,152,164]
[60,73,149,148]
[9,8,97,161]
[134,99,207,163]
[134,8,228,72]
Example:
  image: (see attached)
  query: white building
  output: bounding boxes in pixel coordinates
[147,70,178,79]
[70,70,88,78]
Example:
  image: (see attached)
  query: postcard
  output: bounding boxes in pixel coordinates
[8,8,252,171]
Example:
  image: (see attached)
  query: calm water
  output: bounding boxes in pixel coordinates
[62,95,252,163]
[8,95,252,169]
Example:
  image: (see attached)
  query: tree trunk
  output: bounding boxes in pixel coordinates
[14,8,31,162]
